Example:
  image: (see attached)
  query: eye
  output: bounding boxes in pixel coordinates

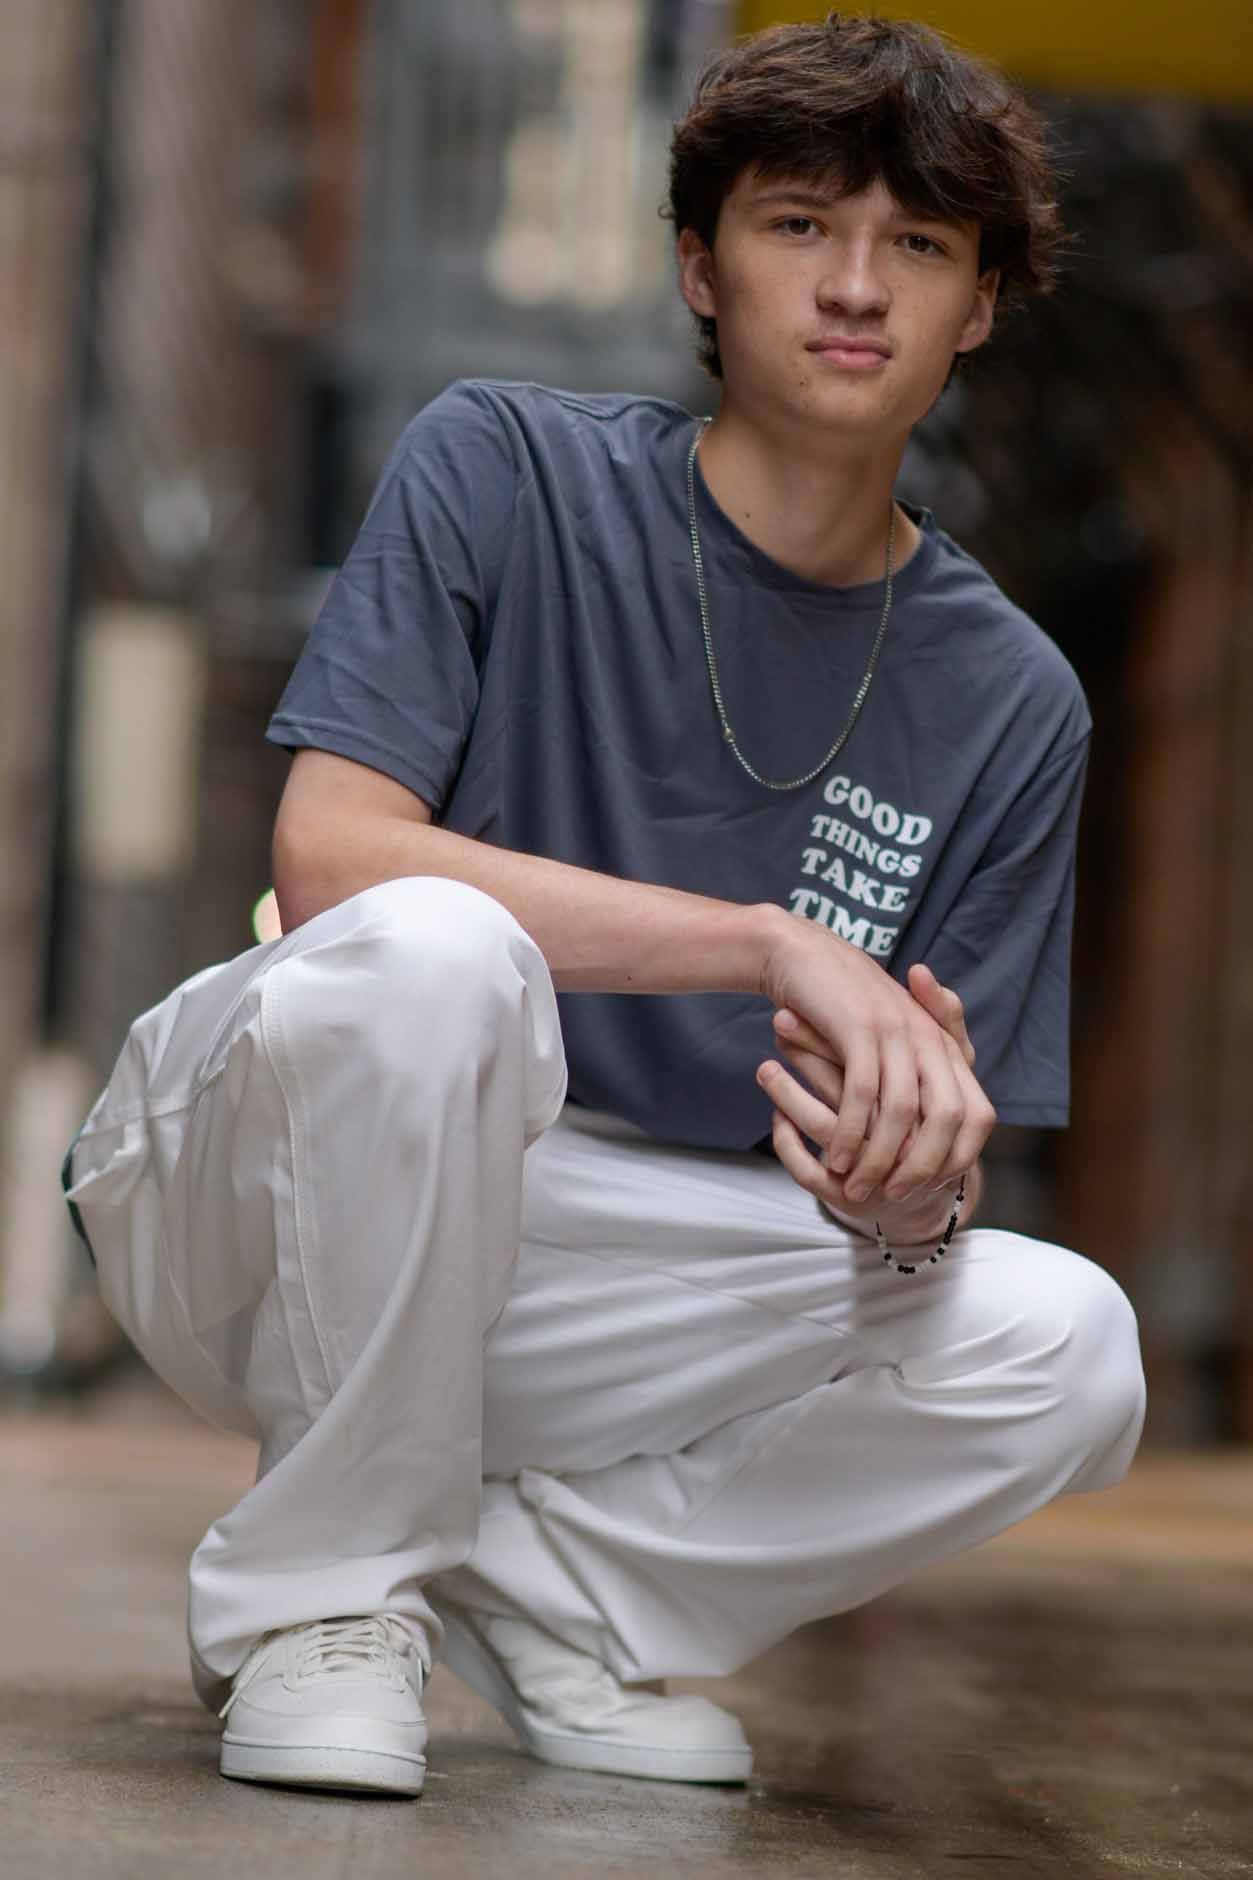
[774,216,819,237]
[899,232,946,256]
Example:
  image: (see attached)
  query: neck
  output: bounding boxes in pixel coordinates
[695,398,921,588]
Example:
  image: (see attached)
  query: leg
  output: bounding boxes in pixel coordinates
[65,877,566,1706]
[434,1108,1146,1682]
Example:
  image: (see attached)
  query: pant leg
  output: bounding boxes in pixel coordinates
[65,877,566,1705]
[431,1108,1146,1683]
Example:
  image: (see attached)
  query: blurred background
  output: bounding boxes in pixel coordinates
[1,0,1251,1444]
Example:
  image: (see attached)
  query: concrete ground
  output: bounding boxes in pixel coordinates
[3,1377,1252,1879]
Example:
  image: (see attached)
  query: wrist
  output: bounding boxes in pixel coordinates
[881,1165,979,1243]
[746,901,798,1000]
[825,1167,976,1246]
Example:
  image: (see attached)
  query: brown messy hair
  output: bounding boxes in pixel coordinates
[667,12,1066,379]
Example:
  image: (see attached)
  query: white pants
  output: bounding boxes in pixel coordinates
[66,879,1146,1710]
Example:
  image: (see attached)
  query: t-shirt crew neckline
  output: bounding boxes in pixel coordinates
[687,419,940,608]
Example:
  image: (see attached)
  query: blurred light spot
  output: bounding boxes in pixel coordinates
[142,474,214,565]
[0,1319,57,1374]
[252,888,282,943]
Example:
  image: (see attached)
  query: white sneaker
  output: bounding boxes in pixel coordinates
[436,1603,752,1784]
[218,1613,428,1796]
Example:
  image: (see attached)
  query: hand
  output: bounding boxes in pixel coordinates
[905,962,975,1068]
[757,921,995,1210]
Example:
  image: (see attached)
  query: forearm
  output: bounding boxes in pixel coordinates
[275,809,786,998]
[274,753,995,1206]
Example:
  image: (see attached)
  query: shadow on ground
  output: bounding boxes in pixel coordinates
[3,1389,1251,1878]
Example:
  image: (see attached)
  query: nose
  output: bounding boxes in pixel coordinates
[815,239,890,321]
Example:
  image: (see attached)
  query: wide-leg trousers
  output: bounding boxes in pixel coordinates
[64,878,1147,1712]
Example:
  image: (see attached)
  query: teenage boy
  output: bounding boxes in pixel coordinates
[64,14,1145,1800]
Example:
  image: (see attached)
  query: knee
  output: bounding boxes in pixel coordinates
[339,874,533,965]
[999,1240,1146,1492]
[271,876,558,1068]
[933,1235,1145,1496]
[297,876,540,992]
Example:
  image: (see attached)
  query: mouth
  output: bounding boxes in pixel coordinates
[806,337,892,370]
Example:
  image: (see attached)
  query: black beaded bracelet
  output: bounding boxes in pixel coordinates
[875,1173,967,1275]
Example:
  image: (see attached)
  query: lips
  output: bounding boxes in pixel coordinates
[807,336,892,358]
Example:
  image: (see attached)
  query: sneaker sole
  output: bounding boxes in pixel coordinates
[221,1735,425,1796]
[438,1609,752,1785]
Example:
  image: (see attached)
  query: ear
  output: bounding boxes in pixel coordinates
[954,266,1000,356]
[677,227,718,321]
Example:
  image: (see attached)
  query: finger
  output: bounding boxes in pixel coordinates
[756,1058,837,1149]
[844,1031,918,1201]
[775,1039,845,1114]
[942,1050,998,1173]
[770,1107,850,1210]
[772,1008,840,1063]
[881,1035,965,1198]
[825,1038,880,1176]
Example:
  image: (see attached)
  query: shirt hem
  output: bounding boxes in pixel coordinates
[265,718,449,810]
[989,1103,1070,1128]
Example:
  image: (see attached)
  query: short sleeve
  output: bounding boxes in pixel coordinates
[913,737,1090,1127]
[266,380,517,809]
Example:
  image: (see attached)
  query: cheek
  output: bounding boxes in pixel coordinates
[714,248,799,328]
[716,267,770,330]
[901,290,978,368]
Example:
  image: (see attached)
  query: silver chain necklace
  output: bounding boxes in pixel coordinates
[686,417,897,792]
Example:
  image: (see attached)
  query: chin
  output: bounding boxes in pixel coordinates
[801,389,895,434]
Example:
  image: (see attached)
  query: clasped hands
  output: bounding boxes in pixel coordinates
[756,944,996,1240]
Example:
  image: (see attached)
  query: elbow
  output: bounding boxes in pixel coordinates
[270,800,362,932]
[270,804,443,935]
[271,815,328,934]
[269,749,442,934]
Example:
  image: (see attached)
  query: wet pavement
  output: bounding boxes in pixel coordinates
[3,1390,1251,1877]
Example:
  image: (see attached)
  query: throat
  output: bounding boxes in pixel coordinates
[695,418,920,588]
[729,500,919,588]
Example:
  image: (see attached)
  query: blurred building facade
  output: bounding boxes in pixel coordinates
[0,0,1250,1440]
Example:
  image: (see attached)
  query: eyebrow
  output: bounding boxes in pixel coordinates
[748,188,840,211]
[747,186,963,228]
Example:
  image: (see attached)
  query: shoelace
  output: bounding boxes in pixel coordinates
[220,1614,416,1720]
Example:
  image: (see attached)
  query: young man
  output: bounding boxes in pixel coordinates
[65,14,1145,1800]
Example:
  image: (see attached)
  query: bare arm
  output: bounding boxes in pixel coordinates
[273,749,780,998]
[273,749,994,1239]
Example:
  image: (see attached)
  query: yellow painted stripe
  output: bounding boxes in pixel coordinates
[735,3,1253,101]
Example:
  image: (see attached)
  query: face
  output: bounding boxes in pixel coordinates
[677,169,999,441]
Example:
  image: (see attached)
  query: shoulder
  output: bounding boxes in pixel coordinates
[916,517,1091,756]
[396,377,693,472]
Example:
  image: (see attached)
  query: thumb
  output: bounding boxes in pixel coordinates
[908,963,975,1066]
[907,962,945,1012]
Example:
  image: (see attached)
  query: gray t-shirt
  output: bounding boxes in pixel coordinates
[268,378,1090,1151]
